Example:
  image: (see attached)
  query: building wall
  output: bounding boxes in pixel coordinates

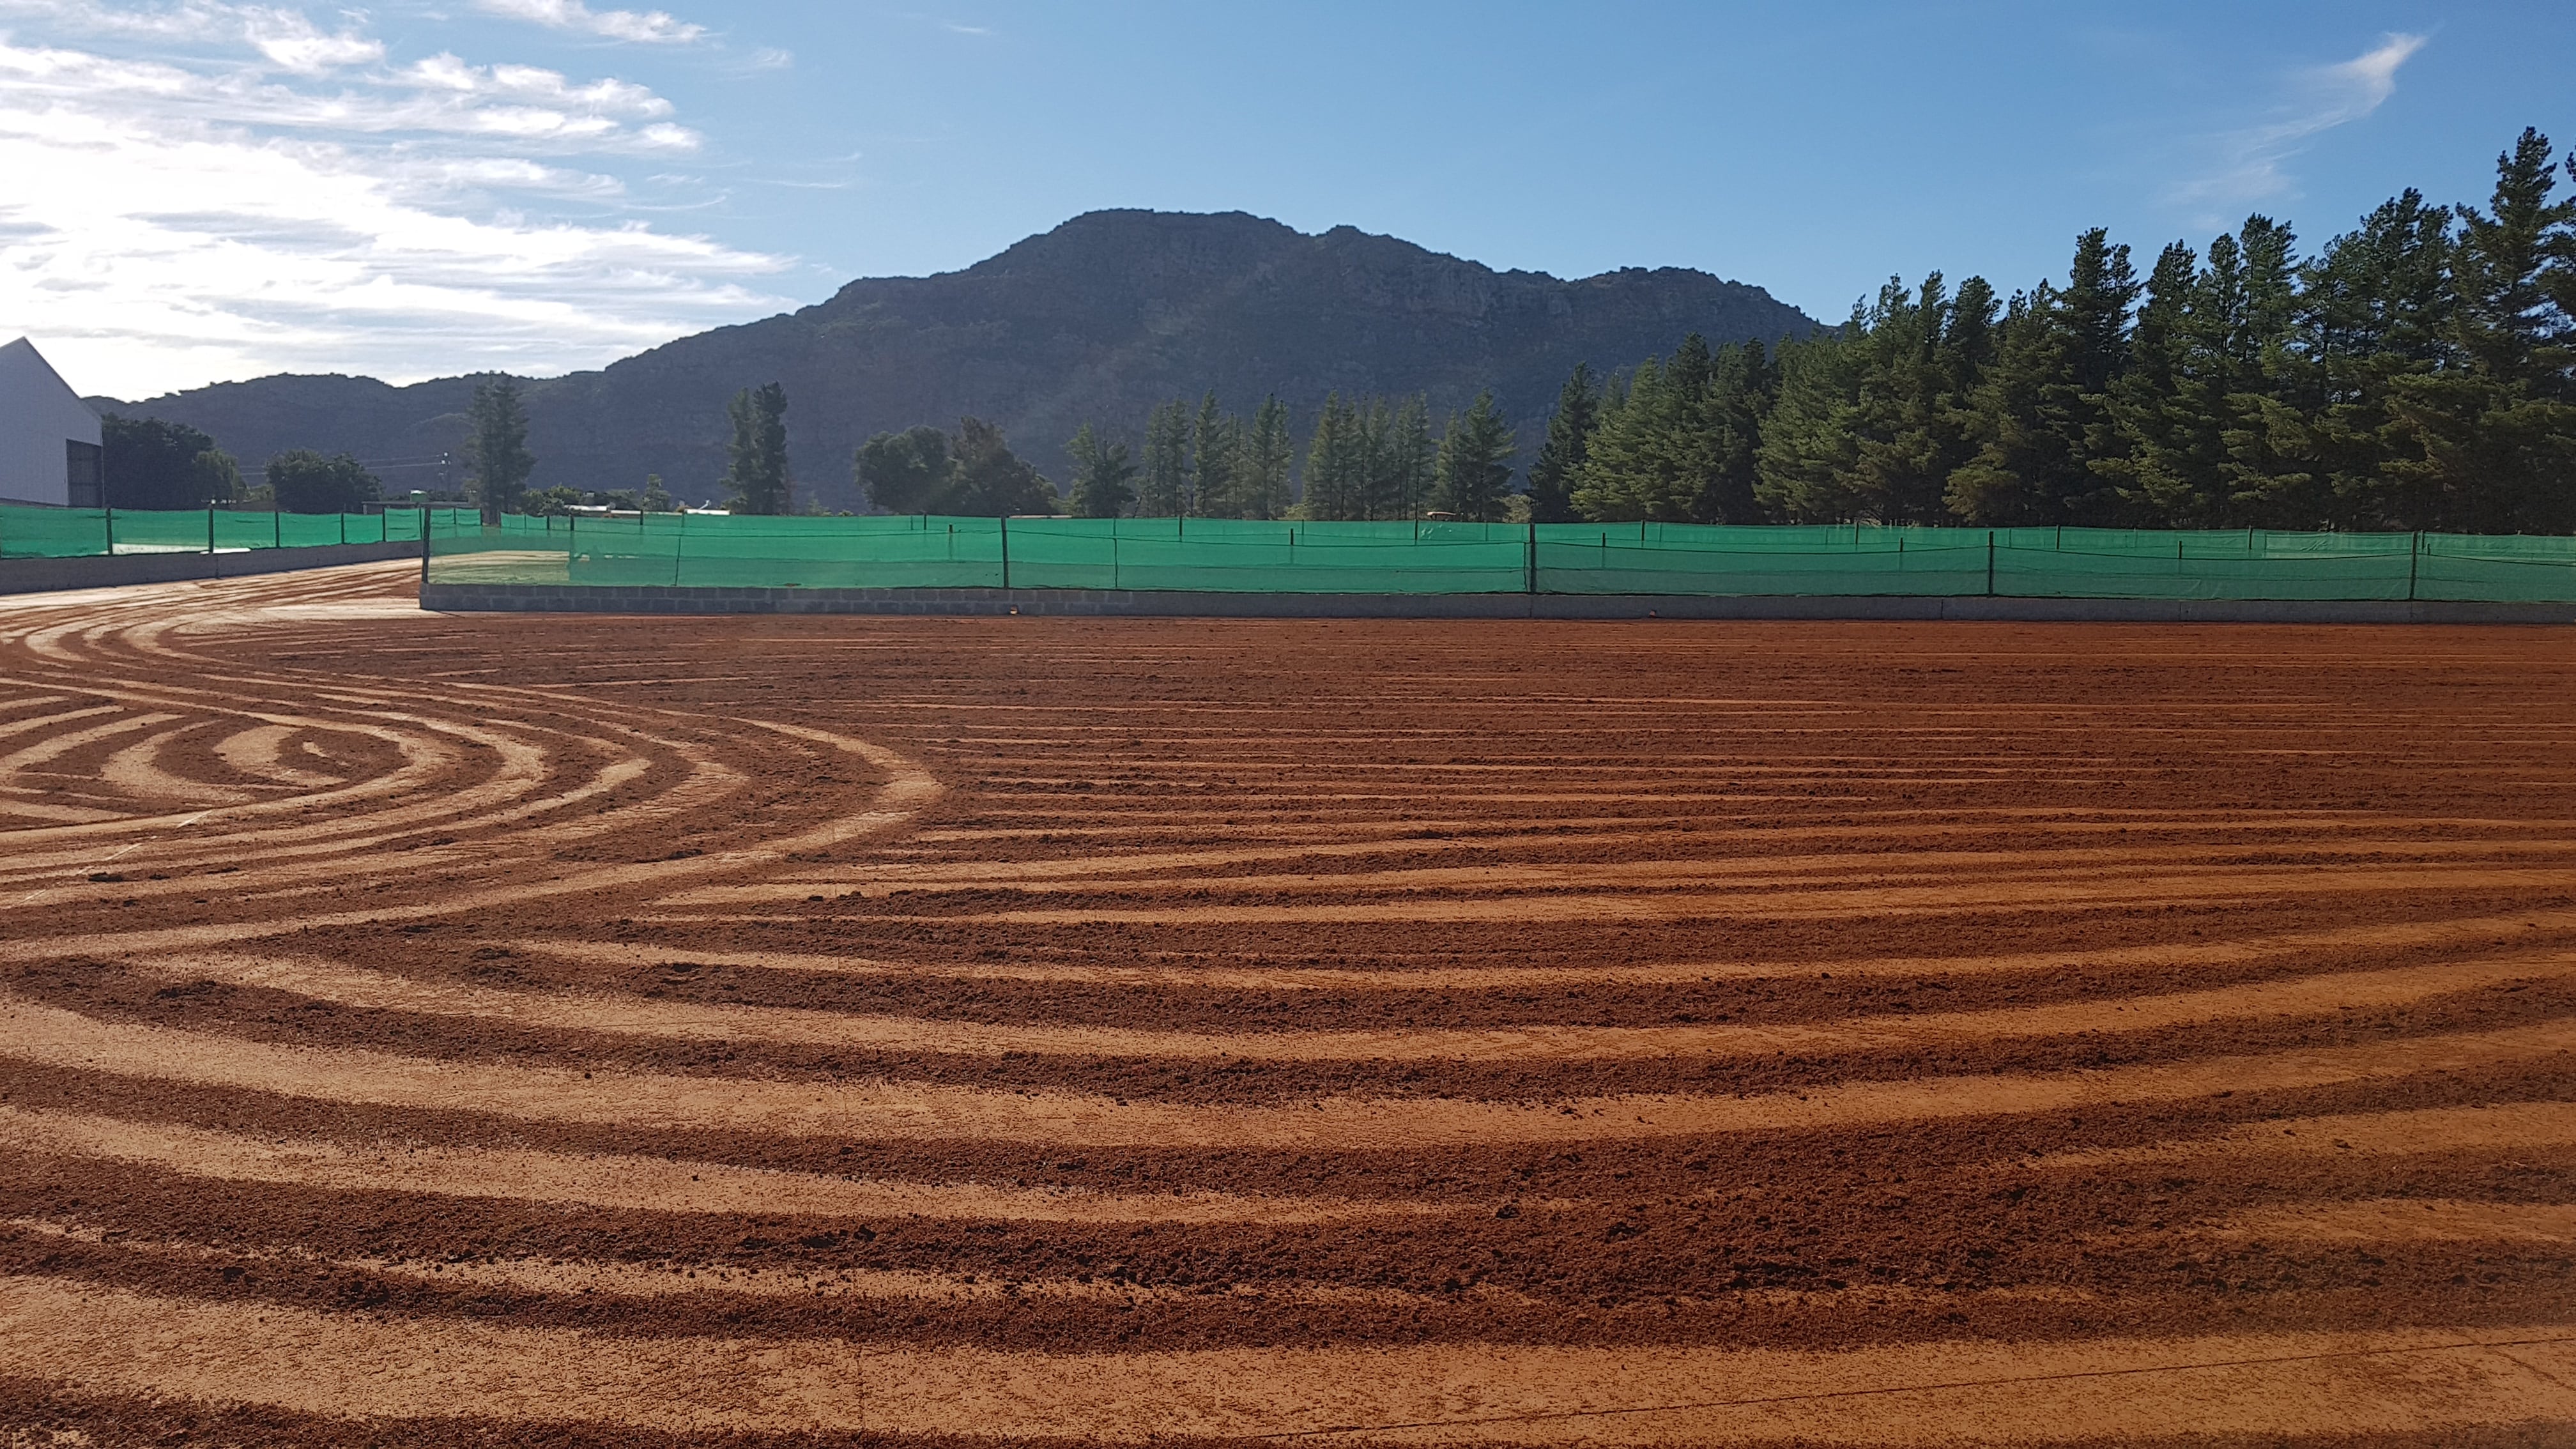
[0,339,103,507]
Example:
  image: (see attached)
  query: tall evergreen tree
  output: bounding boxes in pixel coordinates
[721,381,792,516]
[1352,397,1396,518]
[466,378,534,524]
[1190,392,1237,516]
[2100,240,2225,524]
[1298,393,1359,520]
[1388,395,1436,519]
[1753,321,1866,521]
[1699,339,1781,523]
[1526,363,1598,523]
[1139,399,1191,516]
[1066,422,1137,518]
[1239,396,1293,519]
[2389,127,2576,532]
[2298,190,2458,526]
[1433,392,1516,520]
[1948,230,2139,523]
[1841,275,1988,523]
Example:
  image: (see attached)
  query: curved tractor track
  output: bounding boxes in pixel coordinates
[2,560,2573,1446]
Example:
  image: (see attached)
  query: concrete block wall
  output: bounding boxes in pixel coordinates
[417,581,2576,624]
[1,541,421,596]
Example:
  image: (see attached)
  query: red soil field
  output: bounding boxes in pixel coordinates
[1,560,2573,1446]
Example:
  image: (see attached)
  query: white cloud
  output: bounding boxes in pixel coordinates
[0,0,380,70]
[0,9,788,397]
[2169,33,2428,213]
[0,39,701,149]
[240,7,380,72]
[472,0,705,45]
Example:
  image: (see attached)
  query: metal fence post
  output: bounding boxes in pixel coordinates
[206,504,215,555]
[1526,520,1537,595]
[2407,531,2420,602]
[999,514,1012,590]
[103,505,114,556]
[1986,532,1996,597]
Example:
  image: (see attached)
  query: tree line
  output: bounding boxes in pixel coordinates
[1540,126,2576,533]
[93,415,382,514]
[1026,390,1521,522]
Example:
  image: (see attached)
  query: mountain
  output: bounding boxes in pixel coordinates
[101,210,1824,510]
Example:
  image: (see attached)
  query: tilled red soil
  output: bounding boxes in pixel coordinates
[1,562,2572,1445]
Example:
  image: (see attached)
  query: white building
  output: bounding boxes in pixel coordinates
[0,338,103,507]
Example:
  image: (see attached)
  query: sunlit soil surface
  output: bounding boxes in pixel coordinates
[2,561,2572,1446]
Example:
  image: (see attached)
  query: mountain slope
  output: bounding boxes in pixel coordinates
[107,210,1823,509]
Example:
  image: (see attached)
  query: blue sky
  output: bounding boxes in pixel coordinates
[3,1,2569,398]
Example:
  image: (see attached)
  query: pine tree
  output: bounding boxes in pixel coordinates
[466,378,534,524]
[1526,363,1598,523]
[1298,394,1357,520]
[1753,323,1866,521]
[1948,230,2140,523]
[1353,398,1396,519]
[1139,399,1191,516]
[1239,397,1293,519]
[2389,127,2576,532]
[1698,339,1779,523]
[1433,391,1516,520]
[2207,216,2325,525]
[1579,354,1713,521]
[2100,240,2224,524]
[2299,190,2457,526]
[1190,392,1239,516]
[1846,275,1965,523]
[1066,422,1137,518]
[1388,395,1436,519]
[721,382,791,516]
[1654,334,1725,520]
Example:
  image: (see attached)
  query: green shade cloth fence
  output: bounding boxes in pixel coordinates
[424,514,2576,603]
[1,505,478,560]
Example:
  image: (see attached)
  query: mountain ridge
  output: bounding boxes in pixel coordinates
[101,210,1824,508]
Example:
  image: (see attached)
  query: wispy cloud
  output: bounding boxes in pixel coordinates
[2168,33,2428,214]
[0,0,383,70]
[471,0,705,45]
[0,4,788,396]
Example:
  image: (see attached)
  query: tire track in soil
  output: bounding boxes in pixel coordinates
[2,563,2573,1444]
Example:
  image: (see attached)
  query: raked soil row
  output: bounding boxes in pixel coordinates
[1,562,2573,1446]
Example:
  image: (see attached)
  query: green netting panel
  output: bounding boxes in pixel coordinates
[1994,544,2417,601]
[1008,518,1529,592]
[1535,527,1987,595]
[2415,542,2576,602]
[1,507,112,558]
[1,504,455,558]
[418,512,2576,603]
[103,510,215,554]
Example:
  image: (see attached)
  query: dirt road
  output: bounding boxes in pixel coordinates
[2,561,2572,1445]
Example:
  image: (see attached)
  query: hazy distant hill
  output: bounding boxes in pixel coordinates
[102,210,1823,510]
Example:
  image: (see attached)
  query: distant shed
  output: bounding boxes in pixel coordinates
[0,338,103,508]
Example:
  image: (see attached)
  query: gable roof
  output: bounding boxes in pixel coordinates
[0,338,98,417]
